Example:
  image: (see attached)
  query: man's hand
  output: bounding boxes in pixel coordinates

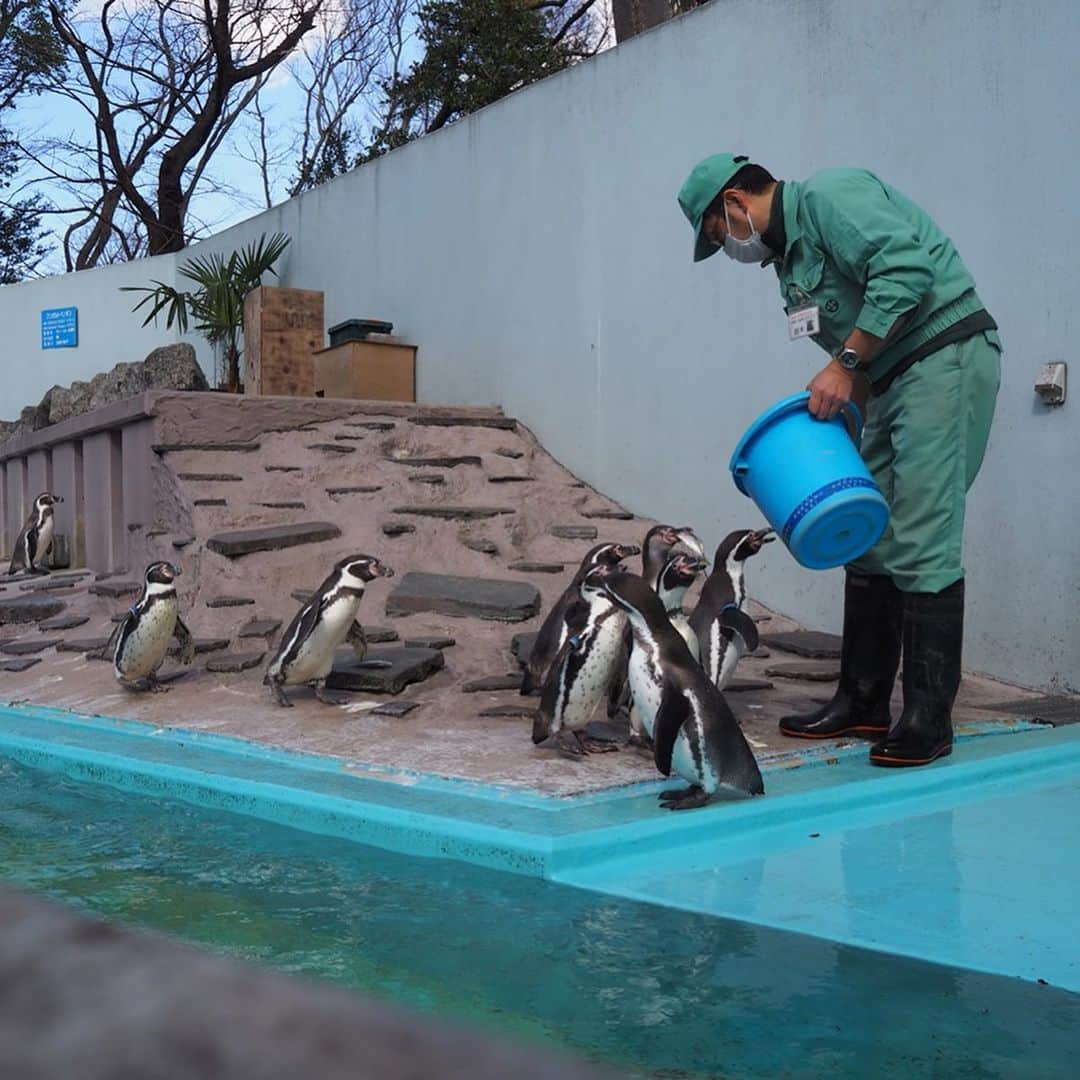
[806,360,869,421]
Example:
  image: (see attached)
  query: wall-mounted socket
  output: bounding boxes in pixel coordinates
[1034,361,1067,406]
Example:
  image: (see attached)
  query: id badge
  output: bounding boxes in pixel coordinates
[788,304,820,341]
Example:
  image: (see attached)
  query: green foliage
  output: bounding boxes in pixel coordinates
[123,232,291,390]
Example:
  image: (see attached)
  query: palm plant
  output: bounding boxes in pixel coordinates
[123,232,291,392]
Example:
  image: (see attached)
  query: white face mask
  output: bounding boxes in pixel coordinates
[722,203,772,264]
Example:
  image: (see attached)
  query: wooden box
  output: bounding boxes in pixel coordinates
[313,339,417,403]
[244,286,325,396]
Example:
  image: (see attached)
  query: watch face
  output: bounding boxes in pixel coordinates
[839,350,861,369]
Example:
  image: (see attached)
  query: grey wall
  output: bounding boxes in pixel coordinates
[0,0,1076,691]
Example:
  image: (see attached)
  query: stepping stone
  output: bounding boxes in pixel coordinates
[370,701,423,717]
[389,455,482,468]
[410,415,517,430]
[551,525,598,540]
[172,536,196,549]
[58,637,111,654]
[0,657,41,672]
[567,481,586,488]
[765,661,841,682]
[290,589,314,603]
[463,674,524,693]
[584,718,627,743]
[146,528,169,538]
[494,447,524,459]
[327,646,444,694]
[307,443,355,454]
[581,507,634,520]
[344,420,395,430]
[386,573,540,622]
[462,538,497,555]
[109,613,128,623]
[980,694,1080,726]
[508,561,564,574]
[19,579,77,592]
[168,637,230,656]
[382,523,415,537]
[154,442,259,453]
[206,651,266,673]
[333,434,366,441]
[511,632,537,665]
[391,506,515,521]
[478,704,538,719]
[206,595,256,608]
[258,501,305,510]
[176,473,244,482]
[96,570,130,580]
[127,523,145,533]
[238,619,282,638]
[330,486,383,496]
[206,522,341,558]
[266,465,303,473]
[488,475,535,484]
[0,638,62,655]
[761,631,842,660]
[363,627,400,644]
[724,677,775,693]
[40,614,90,631]
[408,474,445,485]
[403,636,456,650]
[194,499,227,507]
[90,581,141,599]
[0,597,66,624]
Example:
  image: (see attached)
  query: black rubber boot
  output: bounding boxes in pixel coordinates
[870,579,964,768]
[779,572,901,740]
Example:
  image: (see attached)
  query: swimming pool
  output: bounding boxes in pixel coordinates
[1,754,1077,1078]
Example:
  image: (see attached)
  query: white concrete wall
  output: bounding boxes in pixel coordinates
[0,0,1076,691]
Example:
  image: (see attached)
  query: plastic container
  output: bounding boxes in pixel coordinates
[728,392,889,570]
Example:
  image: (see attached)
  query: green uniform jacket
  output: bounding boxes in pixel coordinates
[773,169,986,384]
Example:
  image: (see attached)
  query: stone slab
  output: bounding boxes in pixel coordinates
[206,522,341,558]
[172,536,195,549]
[462,538,497,555]
[369,701,423,717]
[307,443,355,454]
[238,619,282,638]
[581,508,634,520]
[488,476,535,484]
[765,661,842,682]
[510,632,538,666]
[154,441,259,453]
[761,631,843,660]
[206,595,256,608]
[980,695,1080,726]
[0,657,41,672]
[463,674,524,693]
[403,636,456,650]
[89,581,141,599]
[390,506,515,521]
[39,614,90,631]
[265,465,302,473]
[258,501,306,509]
[206,651,266,673]
[409,415,517,430]
[724,678,776,693]
[389,455,481,468]
[508,562,565,574]
[386,572,540,623]
[363,627,400,644]
[326,646,444,695]
[477,704,538,719]
[168,637,230,656]
[57,637,111,653]
[0,638,61,655]
[382,523,415,537]
[344,420,395,430]
[408,474,445,485]
[494,447,524,459]
[551,525,598,540]
[332,434,366,441]
[18,579,77,592]
[194,499,227,507]
[0,597,66,624]
[176,473,244,482]
[330,486,383,496]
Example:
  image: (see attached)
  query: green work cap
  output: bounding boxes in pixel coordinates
[677,152,749,263]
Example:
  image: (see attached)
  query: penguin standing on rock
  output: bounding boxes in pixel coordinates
[8,493,63,575]
[690,528,773,690]
[598,571,765,810]
[264,554,393,707]
[521,541,640,696]
[108,561,196,692]
[532,564,627,756]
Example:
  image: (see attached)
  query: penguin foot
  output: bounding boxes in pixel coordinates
[267,681,293,707]
[554,732,587,758]
[626,732,654,755]
[312,681,347,706]
[142,677,171,694]
[577,734,620,754]
[658,785,711,811]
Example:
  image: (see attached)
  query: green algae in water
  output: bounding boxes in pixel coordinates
[1,756,1077,1078]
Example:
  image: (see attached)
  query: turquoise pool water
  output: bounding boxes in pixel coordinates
[1,755,1076,1079]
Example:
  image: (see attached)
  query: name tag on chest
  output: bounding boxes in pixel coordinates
[788,304,820,341]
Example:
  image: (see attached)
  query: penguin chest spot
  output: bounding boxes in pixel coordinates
[117,604,177,678]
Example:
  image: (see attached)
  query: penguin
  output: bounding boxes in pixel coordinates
[597,570,765,810]
[264,554,394,707]
[108,561,196,692]
[8,492,64,575]
[689,528,773,691]
[521,541,640,696]
[532,564,627,756]
[655,551,709,660]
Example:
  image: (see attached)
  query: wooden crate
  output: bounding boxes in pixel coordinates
[243,286,325,396]
[313,340,417,403]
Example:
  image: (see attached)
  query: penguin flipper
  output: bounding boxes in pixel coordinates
[173,615,196,666]
[720,607,759,655]
[652,680,691,778]
[563,599,589,635]
[346,619,367,662]
[8,522,29,573]
[24,526,40,571]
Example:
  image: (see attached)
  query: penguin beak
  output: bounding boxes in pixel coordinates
[377,563,395,578]
[53,495,64,504]
[676,529,707,563]
[749,529,775,553]
[616,543,641,559]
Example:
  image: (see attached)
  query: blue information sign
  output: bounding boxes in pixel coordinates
[41,306,79,349]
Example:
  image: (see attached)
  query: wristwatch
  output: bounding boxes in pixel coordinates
[835,347,866,372]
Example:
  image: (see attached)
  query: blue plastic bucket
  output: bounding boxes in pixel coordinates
[728,391,889,570]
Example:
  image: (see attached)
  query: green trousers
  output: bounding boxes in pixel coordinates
[849,330,1002,593]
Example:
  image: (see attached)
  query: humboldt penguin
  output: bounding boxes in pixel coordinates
[8,492,63,575]
[264,554,394,707]
[598,570,765,810]
[655,551,709,660]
